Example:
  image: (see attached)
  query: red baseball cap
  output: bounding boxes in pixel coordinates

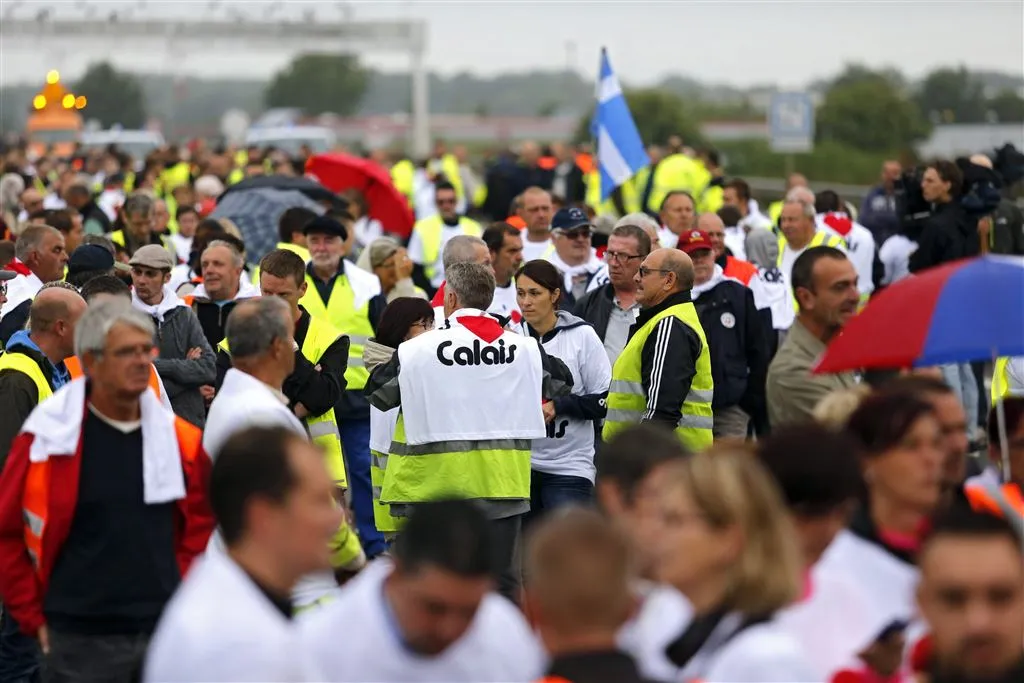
[678,229,713,254]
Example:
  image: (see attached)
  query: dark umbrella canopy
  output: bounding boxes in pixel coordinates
[210,188,324,261]
[218,174,349,213]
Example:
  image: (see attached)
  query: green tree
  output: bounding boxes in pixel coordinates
[816,74,931,152]
[265,54,369,116]
[73,62,146,128]
[987,90,1024,122]
[916,67,987,123]
[573,88,701,146]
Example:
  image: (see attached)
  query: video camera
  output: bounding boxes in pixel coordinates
[895,143,1023,237]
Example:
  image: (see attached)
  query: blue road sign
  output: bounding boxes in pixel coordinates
[769,92,815,153]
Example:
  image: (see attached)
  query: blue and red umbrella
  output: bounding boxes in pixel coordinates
[815,255,1024,373]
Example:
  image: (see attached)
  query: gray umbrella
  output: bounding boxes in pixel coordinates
[210,187,324,261]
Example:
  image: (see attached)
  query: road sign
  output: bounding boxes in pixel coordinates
[769,92,815,154]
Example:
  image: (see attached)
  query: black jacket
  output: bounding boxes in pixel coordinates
[629,290,703,431]
[573,283,617,342]
[0,299,30,348]
[0,344,56,466]
[909,202,978,272]
[80,200,112,234]
[545,650,656,683]
[692,278,770,421]
[990,197,1024,255]
[216,307,350,418]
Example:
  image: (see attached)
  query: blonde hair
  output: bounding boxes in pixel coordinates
[660,449,802,616]
[525,508,634,632]
[813,385,873,430]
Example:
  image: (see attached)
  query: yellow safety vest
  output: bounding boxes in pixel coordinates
[110,230,171,254]
[585,169,623,218]
[227,168,245,186]
[252,242,312,284]
[698,183,724,214]
[602,302,714,451]
[390,159,415,207]
[380,411,532,506]
[992,357,1014,404]
[777,231,848,311]
[412,215,482,283]
[165,194,179,235]
[428,154,465,203]
[0,351,52,406]
[646,153,701,214]
[769,200,784,227]
[299,272,375,391]
[218,315,348,488]
[159,162,191,196]
[370,414,402,534]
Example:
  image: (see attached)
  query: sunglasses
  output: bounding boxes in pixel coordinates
[559,228,592,240]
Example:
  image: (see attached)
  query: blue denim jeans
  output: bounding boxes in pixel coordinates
[0,609,40,683]
[526,470,594,527]
[339,417,388,557]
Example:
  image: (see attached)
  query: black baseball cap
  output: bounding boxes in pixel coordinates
[68,244,118,275]
[303,215,348,240]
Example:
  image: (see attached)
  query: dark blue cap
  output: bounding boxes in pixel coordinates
[67,244,115,275]
[551,207,591,232]
[303,215,348,240]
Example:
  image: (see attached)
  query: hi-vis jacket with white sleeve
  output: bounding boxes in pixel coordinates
[366,308,574,506]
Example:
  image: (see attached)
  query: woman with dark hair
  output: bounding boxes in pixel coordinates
[818,391,945,682]
[515,259,610,521]
[363,297,436,537]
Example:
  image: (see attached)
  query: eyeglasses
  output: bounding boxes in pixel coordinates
[0,282,6,297]
[558,228,591,240]
[604,250,642,264]
[638,266,672,278]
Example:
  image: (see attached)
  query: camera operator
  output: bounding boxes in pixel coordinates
[970,154,1024,256]
[909,160,977,273]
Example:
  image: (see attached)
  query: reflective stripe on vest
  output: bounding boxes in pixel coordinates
[602,302,714,452]
[218,317,348,488]
[413,215,482,283]
[370,447,402,534]
[777,231,848,310]
[299,272,376,390]
[379,412,532,506]
[65,355,162,399]
[992,357,1012,405]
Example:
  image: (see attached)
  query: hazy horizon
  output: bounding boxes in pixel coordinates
[1,0,1021,88]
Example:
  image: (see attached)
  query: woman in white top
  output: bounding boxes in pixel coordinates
[634,447,814,682]
[516,260,611,521]
[363,297,437,540]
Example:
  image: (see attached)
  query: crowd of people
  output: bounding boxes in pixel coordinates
[0,132,1021,683]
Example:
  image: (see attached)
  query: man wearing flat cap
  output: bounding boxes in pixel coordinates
[356,237,427,304]
[299,215,387,558]
[128,245,216,428]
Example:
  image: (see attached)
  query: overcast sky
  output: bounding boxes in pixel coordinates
[1,1,1022,87]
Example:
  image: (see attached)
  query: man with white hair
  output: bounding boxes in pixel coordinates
[181,239,260,350]
[0,224,68,346]
[0,299,214,682]
[777,197,847,316]
[428,234,493,325]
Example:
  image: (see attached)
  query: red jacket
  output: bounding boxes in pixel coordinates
[0,404,214,636]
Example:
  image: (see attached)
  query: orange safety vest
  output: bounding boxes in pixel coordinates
[964,482,1024,518]
[65,356,163,400]
[21,416,203,583]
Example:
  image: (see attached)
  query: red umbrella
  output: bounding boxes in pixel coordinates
[305,153,415,239]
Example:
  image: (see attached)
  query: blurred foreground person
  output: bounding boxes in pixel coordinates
[629,449,812,682]
[204,298,364,609]
[0,300,214,683]
[914,510,1024,683]
[301,499,544,681]
[759,424,892,680]
[818,391,945,681]
[525,508,655,683]
[144,427,337,681]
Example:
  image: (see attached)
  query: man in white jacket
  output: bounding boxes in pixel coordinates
[144,425,339,682]
[301,499,545,682]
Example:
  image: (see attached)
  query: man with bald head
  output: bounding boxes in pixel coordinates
[603,248,715,451]
[768,173,809,227]
[518,187,555,261]
[0,286,86,461]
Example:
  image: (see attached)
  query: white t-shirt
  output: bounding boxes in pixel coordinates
[879,234,917,286]
[842,222,877,298]
[521,236,553,262]
[488,280,520,323]
[300,560,545,682]
[658,227,678,249]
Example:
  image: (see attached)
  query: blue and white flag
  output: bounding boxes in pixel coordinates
[592,49,649,201]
